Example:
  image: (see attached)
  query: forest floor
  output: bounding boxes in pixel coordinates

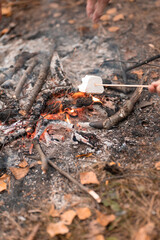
[0,0,160,239]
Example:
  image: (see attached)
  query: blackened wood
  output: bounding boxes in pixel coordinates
[26,91,52,134]
[14,59,37,99]
[76,97,93,107]
[0,128,26,149]
[90,79,144,129]
[126,54,160,72]
[21,52,53,115]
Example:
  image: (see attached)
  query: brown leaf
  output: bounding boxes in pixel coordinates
[76,207,91,220]
[150,72,158,79]
[132,69,143,79]
[113,13,124,22]
[68,19,75,24]
[49,3,59,8]
[155,0,160,7]
[108,26,120,32]
[96,211,116,227]
[47,222,69,238]
[0,174,10,193]
[49,204,60,217]
[106,8,117,15]
[87,220,105,238]
[19,159,28,168]
[53,12,62,18]
[61,210,76,225]
[80,172,100,185]
[100,15,110,21]
[2,6,12,16]
[10,166,29,180]
[1,28,9,36]
[95,235,105,240]
[135,222,155,240]
[124,50,137,60]
[155,162,160,170]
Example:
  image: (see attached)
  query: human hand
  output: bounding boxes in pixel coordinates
[86,0,110,22]
[148,80,160,96]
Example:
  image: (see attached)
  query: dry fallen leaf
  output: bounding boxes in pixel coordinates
[1,28,9,36]
[132,69,143,79]
[113,13,124,22]
[49,3,59,8]
[53,12,62,18]
[68,19,75,24]
[47,222,69,238]
[150,72,158,79]
[108,26,120,32]
[135,222,155,240]
[19,159,28,168]
[95,235,105,240]
[80,171,100,185]
[0,174,10,193]
[2,6,12,16]
[10,166,29,180]
[105,180,109,186]
[106,8,117,15]
[61,210,76,225]
[76,207,91,220]
[100,15,110,21]
[49,204,60,217]
[155,162,160,170]
[96,211,116,227]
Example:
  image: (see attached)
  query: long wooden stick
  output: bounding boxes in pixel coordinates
[95,83,149,88]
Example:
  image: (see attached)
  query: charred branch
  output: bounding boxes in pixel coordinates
[14,58,37,99]
[90,80,144,129]
[126,54,160,72]
[0,128,26,149]
[21,52,54,115]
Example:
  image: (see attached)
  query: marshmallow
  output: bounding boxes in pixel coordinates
[78,75,104,94]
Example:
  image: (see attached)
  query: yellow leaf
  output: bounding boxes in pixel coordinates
[76,207,91,220]
[96,211,116,227]
[108,26,120,32]
[106,8,117,15]
[155,162,160,170]
[2,6,12,17]
[113,13,124,22]
[80,171,100,185]
[10,166,29,180]
[135,222,155,240]
[61,210,76,225]
[47,222,69,238]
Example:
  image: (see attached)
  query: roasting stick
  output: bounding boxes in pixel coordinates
[95,83,149,88]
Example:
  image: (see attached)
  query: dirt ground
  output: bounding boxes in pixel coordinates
[0,0,160,239]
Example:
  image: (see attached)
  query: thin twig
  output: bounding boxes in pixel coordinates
[48,158,101,203]
[33,139,48,173]
[26,223,40,240]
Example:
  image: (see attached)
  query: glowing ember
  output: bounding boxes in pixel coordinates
[92,96,102,104]
[72,92,86,99]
